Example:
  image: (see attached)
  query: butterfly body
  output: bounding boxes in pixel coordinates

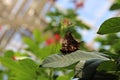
[60,32,80,54]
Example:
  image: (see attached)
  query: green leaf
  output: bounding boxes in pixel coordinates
[38,44,61,59]
[117,0,120,4]
[23,37,37,49]
[37,75,48,80]
[40,50,109,68]
[110,3,120,10]
[19,59,38,75]
[33,29,44,43]
[23,37,40,56]
[97,17,120,34]
[0,57,20,71]
[74,61,86,78]
[76,59,103,79]
[57,75,70,80]
[97,61,117,71]
[4,50,14,58]
[0,58,38,80]
[57,71,74,80]
[75,20,90,29]
[111,39,120,53]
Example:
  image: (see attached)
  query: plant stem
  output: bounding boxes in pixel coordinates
[49,69,53,80]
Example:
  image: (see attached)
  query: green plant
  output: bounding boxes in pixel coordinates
[0,5,120,80]
[40,17,120,80]
[44,8,90,39]
[110,0,120,10]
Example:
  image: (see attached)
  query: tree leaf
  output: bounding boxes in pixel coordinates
[97,61,118,71]
[117,0,120,4]
[4,50,14,58]
[40,50,109,68]
[23,37,37,50]
[110,3,120,10]
[97,17,120,34]
[33,29,44,43]
[0,57,20,71]
[57,75,70,80]
[0,58,38,80]
[74,61,86,78]
[77,59,104,79]
[19,59,38,76]
[57,71,74,80]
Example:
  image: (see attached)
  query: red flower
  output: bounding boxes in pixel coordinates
[45,34,61,45]
[54,34,61,41]
[46,38,54,45]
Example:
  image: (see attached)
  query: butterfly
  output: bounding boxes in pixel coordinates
[60,32,80,54]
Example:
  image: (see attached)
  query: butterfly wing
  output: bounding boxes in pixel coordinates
[60,32,80,54]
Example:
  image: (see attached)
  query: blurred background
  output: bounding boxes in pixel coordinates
[0,0,120,80]
[0,0,118,52]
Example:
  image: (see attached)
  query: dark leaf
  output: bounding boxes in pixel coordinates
[97,61,117,71]
[110,3,120,10]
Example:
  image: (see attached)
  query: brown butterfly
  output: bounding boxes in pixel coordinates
[60,32,80,54]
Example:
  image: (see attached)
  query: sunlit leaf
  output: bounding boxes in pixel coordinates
[0,58,38,80]
[23,37,37,49]
[57,75,70,80]
[4,50,14,58]
[117,0,120,4]
[57,71,74,80]
[0,58,20,71]
[33,29,44,43]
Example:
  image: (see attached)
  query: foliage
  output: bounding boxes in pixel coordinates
[40,50,109,79]
[40,7,120,80]
[110,0,120,10]
[0,50,38,80]
[0,29,62,80]
[97,17,120,34]
[1,3,120,80]
[44,8,90,39]
[95,16,120,80]
[22,29,60,59]
[0,8,90,80]
[40,50,108,68]
[110,3,120,10]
